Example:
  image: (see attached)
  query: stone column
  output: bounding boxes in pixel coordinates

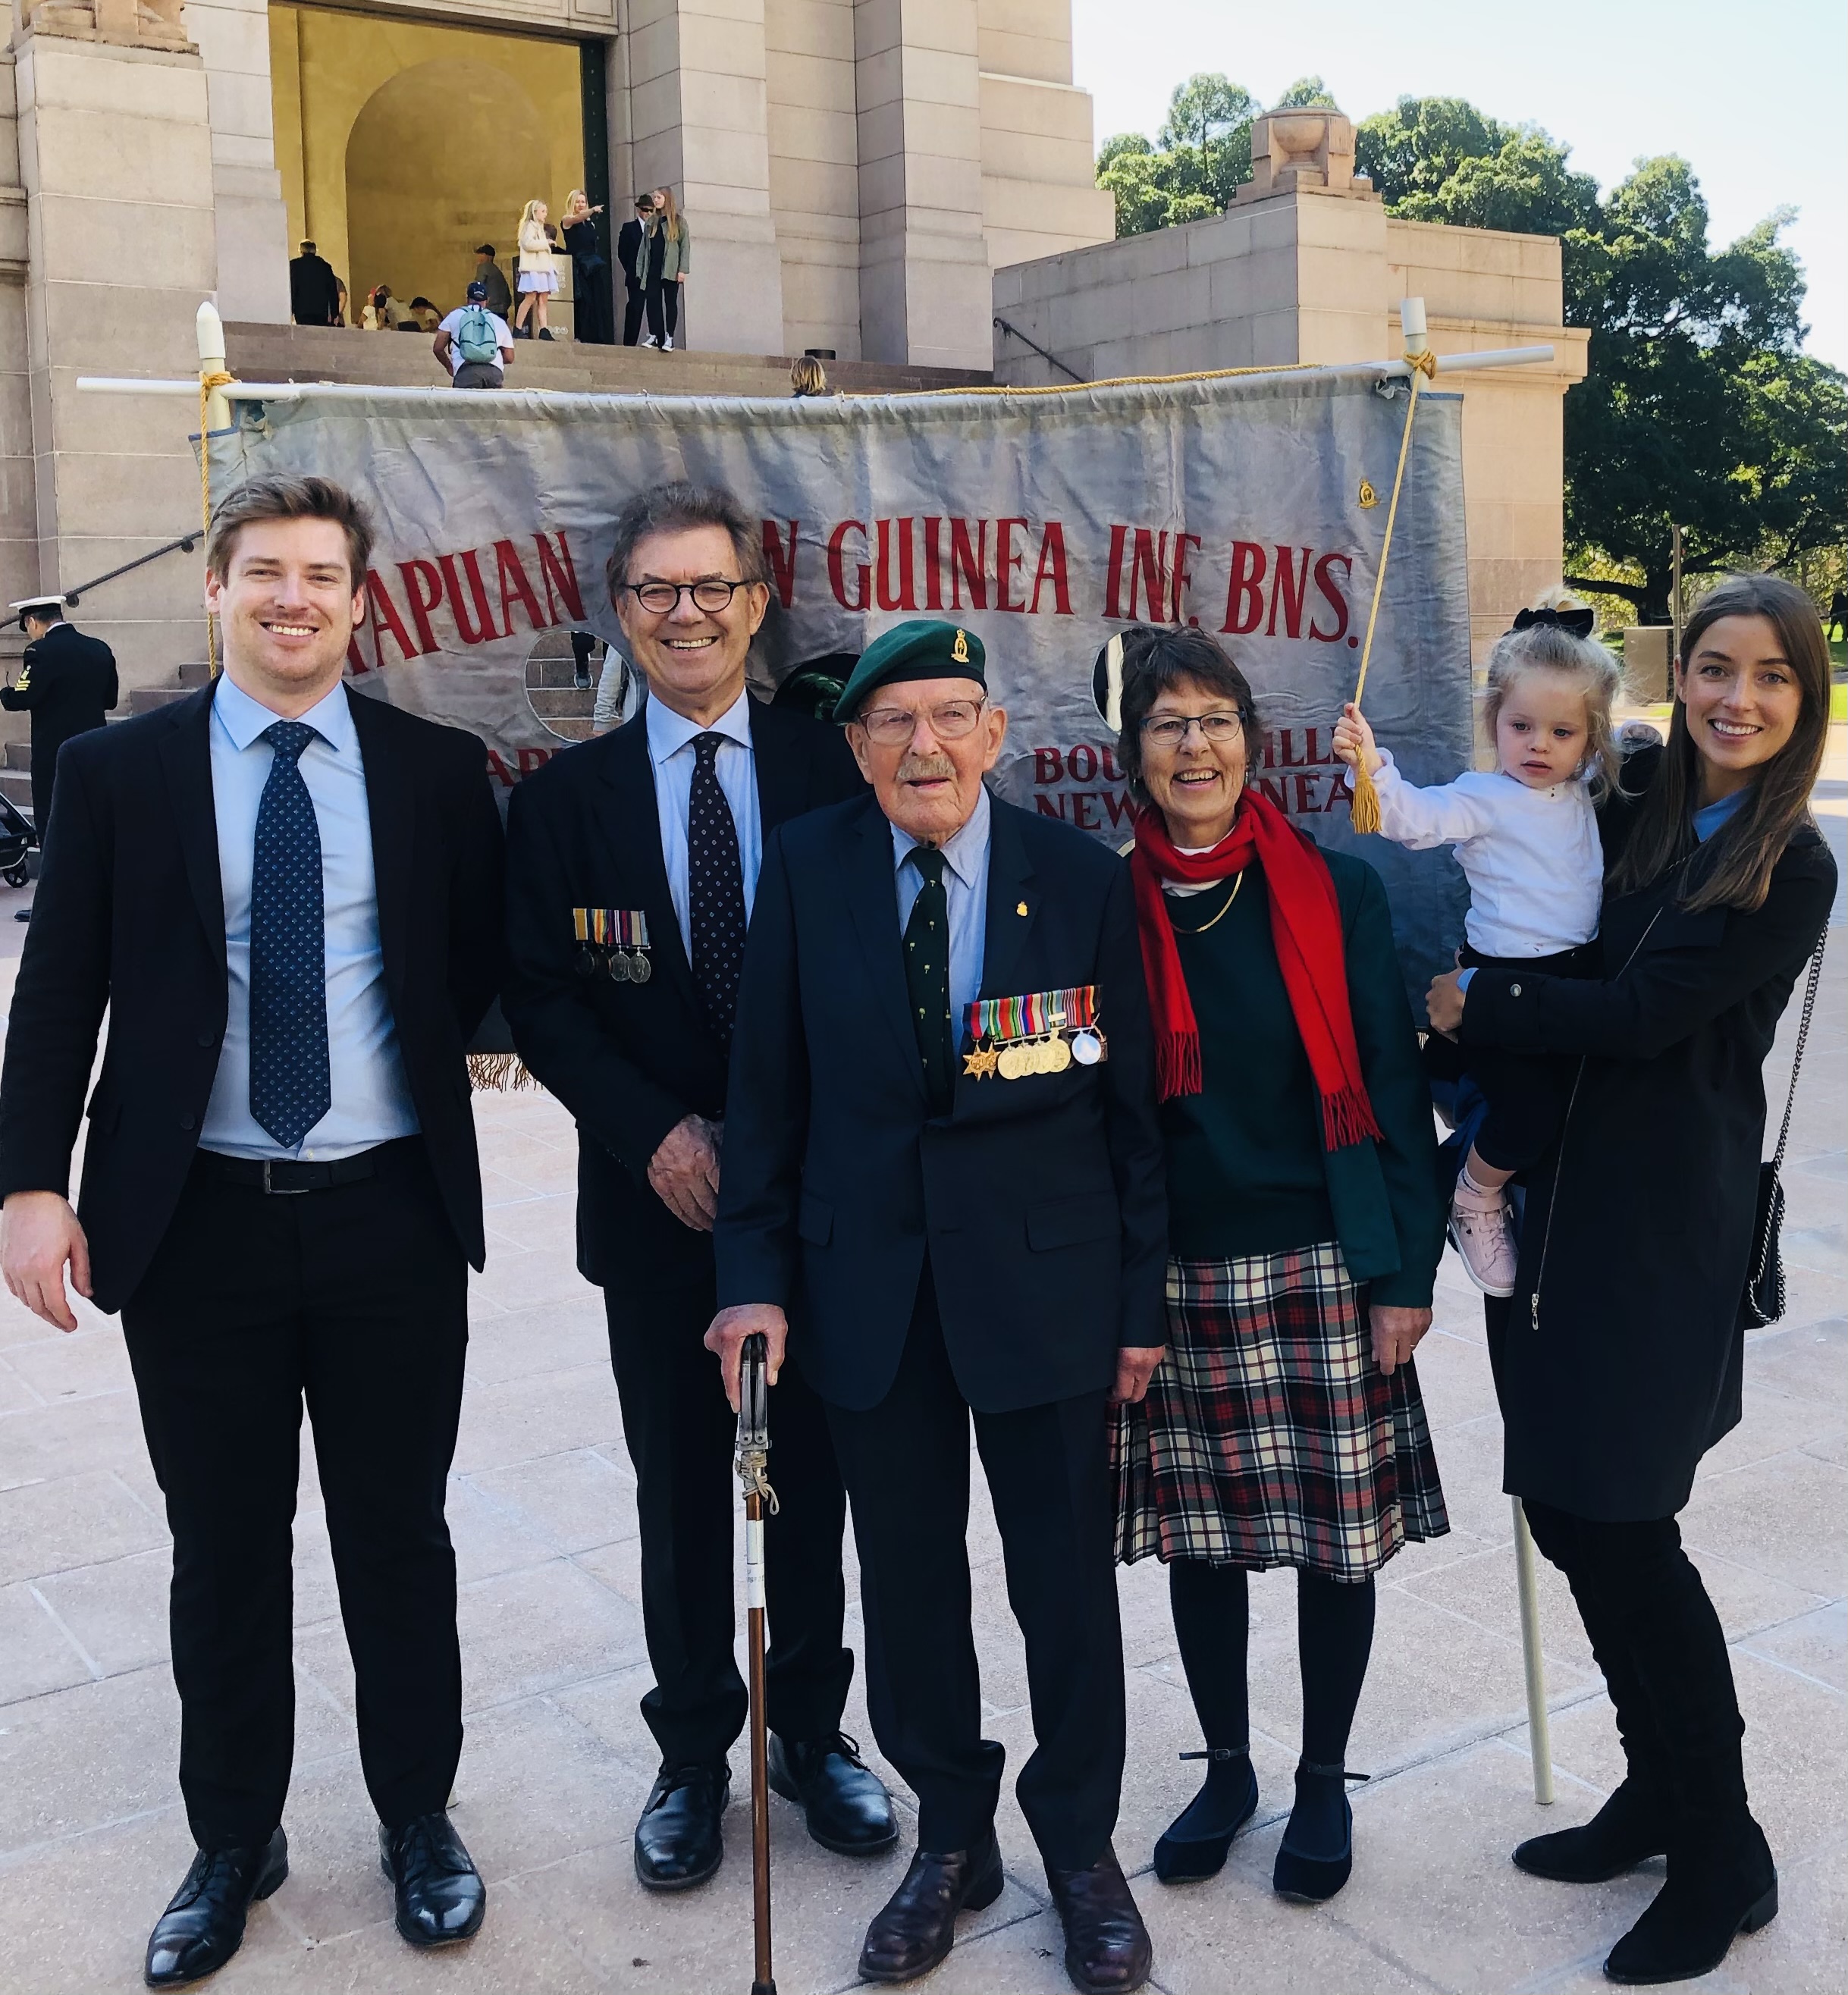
[626,0,786,353]
[15,15,217,685]
[853,0,991,369]
[187,0,290,324]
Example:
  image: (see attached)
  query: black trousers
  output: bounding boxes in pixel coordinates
[659,281,680,342]
[825,1269,1124,1870]
[623,284,665,347]
[120,1140,467,1852]
[1454,942,1596,1172]
[604,1277,853,1768]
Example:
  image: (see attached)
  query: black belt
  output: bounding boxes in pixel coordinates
[196,1147,385,1195]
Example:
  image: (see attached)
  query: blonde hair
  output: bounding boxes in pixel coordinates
[563,188,590,221]
[654,186,682,242]
[1480,615,1624,798]
[1529,583,1599,628]
[790,355,827,397]
[519,197,545,232]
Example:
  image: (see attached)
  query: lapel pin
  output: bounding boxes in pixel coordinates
[1016,900,1028,917]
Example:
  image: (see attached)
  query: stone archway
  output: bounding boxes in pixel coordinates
[344,59,555,318]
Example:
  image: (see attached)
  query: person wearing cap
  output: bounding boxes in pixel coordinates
[2,598,117,885]
[708,619,1168,1993]
[434,284,514,390]
[472,245,513,318]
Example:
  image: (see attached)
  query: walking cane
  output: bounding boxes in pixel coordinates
[736,1332,779,1995]
[1512,1497,1555,1805]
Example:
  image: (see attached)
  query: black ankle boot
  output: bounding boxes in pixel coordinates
[1272,1760,1364,1902]
[1604,1812,1776,1984]
[1515,1777,1670,1883]
[1153,1748,1258,1884]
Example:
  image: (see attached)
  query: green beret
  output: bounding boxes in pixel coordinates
[834,620,986,722]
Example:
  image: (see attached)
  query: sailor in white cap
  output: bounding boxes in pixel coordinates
[2,597,118,903]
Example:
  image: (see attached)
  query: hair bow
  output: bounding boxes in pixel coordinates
[1511,605,1595,638]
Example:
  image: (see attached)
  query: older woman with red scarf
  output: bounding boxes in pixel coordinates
[1106,627,1448,1904]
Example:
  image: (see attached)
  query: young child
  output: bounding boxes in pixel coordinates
[1332,604,1624,1294]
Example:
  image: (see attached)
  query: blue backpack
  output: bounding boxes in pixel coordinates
[456,306,500,365]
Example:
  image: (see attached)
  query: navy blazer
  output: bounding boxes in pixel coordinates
[715,789,1168,1413]
[501,696,864,1291]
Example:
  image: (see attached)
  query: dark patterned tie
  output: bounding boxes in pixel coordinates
[248,721,331,1148]
[904,845,954,1114]
[688,732,747,1045]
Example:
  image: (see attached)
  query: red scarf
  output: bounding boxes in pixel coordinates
[1129,794,1382,1150]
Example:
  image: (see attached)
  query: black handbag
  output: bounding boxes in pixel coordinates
[1743,936,1827,1328]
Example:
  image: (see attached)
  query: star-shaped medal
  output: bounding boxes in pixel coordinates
[963,1043,1000,1080]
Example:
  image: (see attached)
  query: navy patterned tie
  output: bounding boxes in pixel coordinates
[248,721,331,1148]
[688,732,746,1046]
[904,845,954,1115]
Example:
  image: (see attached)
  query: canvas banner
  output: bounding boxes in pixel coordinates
[211,371,1472,983]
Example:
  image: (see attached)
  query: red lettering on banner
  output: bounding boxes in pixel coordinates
[1034,748,1064,784]
[1310,553,1352,642]
[535,532,585,624]
[485,749,517,787]
[1068,744,1098,783]
[876,517,918,612]
[949,519,987,610]
[516,748,554,776]
[362,571,419,670]
[1171,532,1201,624]
[397,560,444,654]
[922,518,945,610]
[762,520,799,609]
[441,551,500,644]
[1222,541,1266,635]
[828,520,870,611]
[345,632,370,676]
[494,540,547,634]
[1267,545,1310,638]
[1104,524,1128,620]
[1128,530,1168,623]
[995,517,1029,612]
[1029,522,1072,616]
[1258,774,1289,809]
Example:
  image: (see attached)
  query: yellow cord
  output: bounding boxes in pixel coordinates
[199,369,234,679]
[1345,346,1436,835]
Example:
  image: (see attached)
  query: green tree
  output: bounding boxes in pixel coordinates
[1157,74,1257,152]
[1272,75,1338,109]
[1100,71,1260,236]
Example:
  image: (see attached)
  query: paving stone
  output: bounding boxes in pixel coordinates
[0,1469,168,1589]
[32,1545,173,1679]
[463,1448,639,1558]
[1680,1450,1848,1600]
[0,1577,93,1702]
[2,1325,136,1404]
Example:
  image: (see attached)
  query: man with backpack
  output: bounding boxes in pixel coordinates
[433,282,513,388]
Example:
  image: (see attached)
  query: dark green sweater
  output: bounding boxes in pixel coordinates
[1157,849,1444,1307]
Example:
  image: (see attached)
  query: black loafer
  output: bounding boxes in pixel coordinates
[379,1811,485,1948]
[144,1827,287,1989]
[859,1832,1005,1984]
[634,1763,729,1891]
[767,1731,899,1855]
[1046,1849,1153,1993]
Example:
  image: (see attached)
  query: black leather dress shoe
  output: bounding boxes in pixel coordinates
[859,1832,1005,1984]
[1046,1850,1153,1995]
[767,1732,899,1855]
[144,1827,287,1989]
[634,1763,729,1891]
[379,1811,485,1948]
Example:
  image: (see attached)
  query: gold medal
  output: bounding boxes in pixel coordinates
[1045,1033,1072,1073]
[997,1042,1028,1081]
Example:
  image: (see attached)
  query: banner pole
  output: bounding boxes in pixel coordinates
[1512,1497,1555,1805]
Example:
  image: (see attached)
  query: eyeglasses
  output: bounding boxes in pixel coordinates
[620,578,748,616]
[856,699,987,748]
[1140,711,1244,749]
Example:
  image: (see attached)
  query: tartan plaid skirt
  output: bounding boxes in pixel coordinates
[1114,1241,1450,1580]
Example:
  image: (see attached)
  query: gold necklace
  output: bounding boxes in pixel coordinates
[1167,869,1244,935]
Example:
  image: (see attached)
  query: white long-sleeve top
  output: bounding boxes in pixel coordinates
[1371,747,1602,957]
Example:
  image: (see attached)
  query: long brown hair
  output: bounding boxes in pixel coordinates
[1608,574,1829,911]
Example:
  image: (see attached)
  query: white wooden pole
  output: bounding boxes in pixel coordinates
[196,302,231,431]
[1512,1497,1555,1805]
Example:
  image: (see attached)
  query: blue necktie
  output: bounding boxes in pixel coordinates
[688,732,747,1046]
[249,721,331,1149]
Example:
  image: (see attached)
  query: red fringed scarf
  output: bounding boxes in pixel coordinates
[1129,794,1382,1150]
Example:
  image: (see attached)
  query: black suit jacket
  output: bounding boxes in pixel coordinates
[501,696,864,1292]
[2,623,118,830]
[715,790,1168,1414]
[617,218,658,292]
[0,682,504,1312]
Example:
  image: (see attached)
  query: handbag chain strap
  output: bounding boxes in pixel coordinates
[1768,934,1828,1178]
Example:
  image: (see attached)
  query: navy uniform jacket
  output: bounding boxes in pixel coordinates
[2,623,118,833]
[715,789,1168,1414]
[501,697,865,1293]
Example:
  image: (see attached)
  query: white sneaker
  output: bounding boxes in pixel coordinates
[642,334,659,348]
[663,336,675,350]
[1448,1178,1517,1296]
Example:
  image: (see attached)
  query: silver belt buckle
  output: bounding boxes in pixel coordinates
[261,1159,311,1197]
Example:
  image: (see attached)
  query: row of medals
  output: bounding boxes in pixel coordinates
[965,1025,1106,1081]
[578,944,652,985]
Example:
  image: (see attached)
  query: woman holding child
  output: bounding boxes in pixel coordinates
[1419,576,1835,1986]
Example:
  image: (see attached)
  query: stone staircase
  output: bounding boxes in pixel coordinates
[0,663,211,812]
[224,324,990,398]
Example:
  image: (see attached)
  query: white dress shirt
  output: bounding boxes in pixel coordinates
[200,673,419,1160]
[646,685,762,955]
[891,780,992,1028]
[1372,746,1602,957]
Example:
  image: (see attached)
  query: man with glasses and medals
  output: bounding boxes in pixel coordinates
[503,483,893,1894]
[707,620,1169,1993]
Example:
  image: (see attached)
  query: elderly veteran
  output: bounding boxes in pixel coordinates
[707,620,1168,1993]
[1106,627,1448,1902]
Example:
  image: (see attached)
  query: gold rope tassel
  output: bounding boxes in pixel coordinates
[1346,346,1436,836]
[198,369,235,680]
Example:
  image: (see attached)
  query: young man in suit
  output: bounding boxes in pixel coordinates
[615,194,657,347]
[502,481,894,1892]
[708,621,1169,1993]
[0,475,504,1988]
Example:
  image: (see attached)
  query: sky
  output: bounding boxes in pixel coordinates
[1069,0,1848,370]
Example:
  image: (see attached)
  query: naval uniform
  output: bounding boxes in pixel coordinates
[1,620,118,841]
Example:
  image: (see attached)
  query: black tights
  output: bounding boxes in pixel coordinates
[1169,1559,1376,1765]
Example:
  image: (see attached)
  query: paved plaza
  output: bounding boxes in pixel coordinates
[0,758,1842,1995]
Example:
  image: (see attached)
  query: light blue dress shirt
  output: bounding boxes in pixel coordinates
[892,780,991,1031]
[200,673,419,1161]
[646,685,762,955]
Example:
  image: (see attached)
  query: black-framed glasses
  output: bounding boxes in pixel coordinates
[856,699,987,747]
[620,578,748,616]
[1140,711,1244,748]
